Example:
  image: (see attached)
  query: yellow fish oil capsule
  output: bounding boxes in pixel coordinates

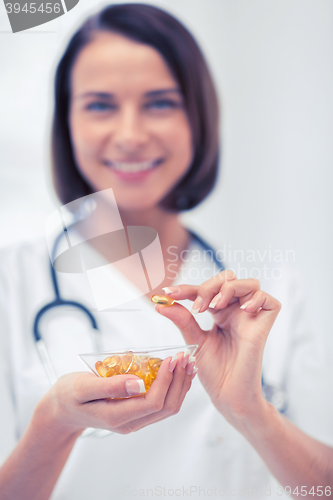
[143,372,153,390]
[105,366,119,377]
[95,361,109,377]
[128,361,140,373]
[148,357,162,367]
[151,295,175,306]
[103,355,121,368]
[96,353,164,391]
[139,356,149,372]
[150,359,163,374]
[120,352,134,374]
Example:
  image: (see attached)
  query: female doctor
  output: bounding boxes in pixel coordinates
[0,3,332,499]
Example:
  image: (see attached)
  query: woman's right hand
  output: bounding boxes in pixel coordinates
[33,353,194,437]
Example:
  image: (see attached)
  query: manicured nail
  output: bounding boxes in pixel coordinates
[181,348,191,368]
[186,361,196,375]
[125,379,146,395]
[240,299,253,310]
[162,286,180,294]
[209,292,222,309]
[191,367,198,380]
[188,356,196,364]
[169,354,178,373]
[191,296,203,315]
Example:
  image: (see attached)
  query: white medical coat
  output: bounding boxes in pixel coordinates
[0,237,332,499]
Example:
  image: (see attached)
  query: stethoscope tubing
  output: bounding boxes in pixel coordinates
[33,263,98,343]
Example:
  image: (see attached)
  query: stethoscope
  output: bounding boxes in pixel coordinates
[33,227,288,414]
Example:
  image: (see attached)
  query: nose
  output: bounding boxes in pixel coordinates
[113,105,148,154]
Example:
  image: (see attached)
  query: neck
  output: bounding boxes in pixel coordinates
[119,206,189,293]
[119,206,185,249]
[78,203,189,293]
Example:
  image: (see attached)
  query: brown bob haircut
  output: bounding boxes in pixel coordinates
[52,3,220,212]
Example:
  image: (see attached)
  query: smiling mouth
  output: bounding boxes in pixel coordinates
[104,159,163,174]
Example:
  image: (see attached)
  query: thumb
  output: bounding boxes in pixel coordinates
[155,302,205,347]
[72,373,146,403]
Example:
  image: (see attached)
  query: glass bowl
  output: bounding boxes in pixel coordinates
[79,345,197,392]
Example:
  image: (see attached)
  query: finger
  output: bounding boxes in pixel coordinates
[143,353,188,422]
[162,270,236,311]
[155,302,206,347]
[96,355,181,428]
[162,284,199,301]
[192,270,237,313]
[146,358,194,423]
[143,351,182,403]
[115,356,194,433]
[74,372,146,403]
[177,360,195,405]
[162,352,196,412]
[239,290,282,314]
[209,278,261,311]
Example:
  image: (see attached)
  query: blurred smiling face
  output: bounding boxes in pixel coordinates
[69,32,193,211]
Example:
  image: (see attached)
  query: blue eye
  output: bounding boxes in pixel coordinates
[147,99,178,110]
[86,102,116,112]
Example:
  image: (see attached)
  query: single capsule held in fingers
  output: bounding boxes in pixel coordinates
[151,294,175,306]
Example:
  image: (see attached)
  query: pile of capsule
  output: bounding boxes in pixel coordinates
[95,352,163,391]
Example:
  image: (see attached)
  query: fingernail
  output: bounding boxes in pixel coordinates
[240,299,253,310]
[191,296,203,315]
[162,286,179,294]
[209,292,222,309]
[125,379,146,395]
[169,354,178,373]
[186,361,196,375]
[192,367,198,375]
[181,349,191,368]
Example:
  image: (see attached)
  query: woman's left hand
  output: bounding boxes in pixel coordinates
[155,271,281,429]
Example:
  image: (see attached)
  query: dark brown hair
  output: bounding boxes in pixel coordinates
[52,3,220,211]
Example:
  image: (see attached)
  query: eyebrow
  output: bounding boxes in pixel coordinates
[77,88,182,100]
[144,89,181,97]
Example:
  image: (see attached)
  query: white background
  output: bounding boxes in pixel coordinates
[0,0,332,346]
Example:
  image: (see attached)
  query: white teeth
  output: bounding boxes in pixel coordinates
[110,161,156,173]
